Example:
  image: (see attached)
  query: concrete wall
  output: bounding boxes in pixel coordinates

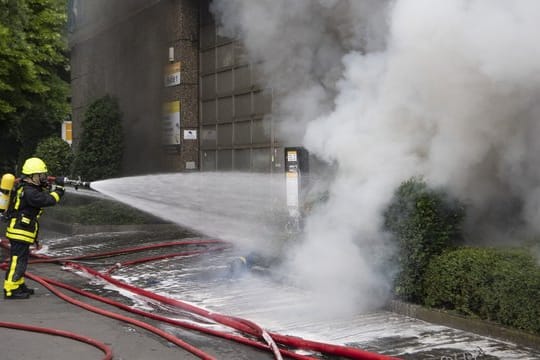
[199,0,280,172]
[69,0,199,174]
[69,0,284,174]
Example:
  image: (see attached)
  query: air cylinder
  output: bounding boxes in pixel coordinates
[0,173,15,213]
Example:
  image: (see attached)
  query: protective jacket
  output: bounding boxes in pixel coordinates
[5,182,60,244]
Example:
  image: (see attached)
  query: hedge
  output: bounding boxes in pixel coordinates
[424,247,540,334]
[384,178,465,302]
[34,136,74,176]
[72,95,123,181]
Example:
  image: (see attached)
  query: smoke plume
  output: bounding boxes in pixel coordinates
[211,0,540,315]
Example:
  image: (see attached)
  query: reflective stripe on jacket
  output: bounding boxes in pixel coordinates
[6,183,59,243]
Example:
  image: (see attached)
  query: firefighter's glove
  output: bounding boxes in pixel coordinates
[54,186,65,198]
[54,176,66,186]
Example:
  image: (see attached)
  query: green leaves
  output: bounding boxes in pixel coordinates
[384,178,540,335]
[0,0,69,173]
[384,177,465,302]
[34,136,73,175]
[72,95,124,181]
[424,248,540,334]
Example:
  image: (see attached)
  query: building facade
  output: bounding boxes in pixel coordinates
[69,0,284,175]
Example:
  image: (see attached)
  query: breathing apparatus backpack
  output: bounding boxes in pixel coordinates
[0,173,18,222]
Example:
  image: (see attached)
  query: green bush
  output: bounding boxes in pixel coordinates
[34,136,74,176]
[72,95,123,181]
[384,178,465,302]
[424,247,540,334]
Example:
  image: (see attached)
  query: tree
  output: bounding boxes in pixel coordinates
[72,95,123,181]
[0,0,69,174]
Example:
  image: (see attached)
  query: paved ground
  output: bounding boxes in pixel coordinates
[0,261,277,360]
[0,227,278,360]
[1,266,185,360]
[1,226,539,360]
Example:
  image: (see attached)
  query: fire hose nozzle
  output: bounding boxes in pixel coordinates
[64,177,91,189]
[47,176,91,190]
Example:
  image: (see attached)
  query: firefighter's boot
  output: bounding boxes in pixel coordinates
[4,287,30,300]
[20,284,35,295]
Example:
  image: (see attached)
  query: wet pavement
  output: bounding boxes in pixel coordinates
[1,226,539,359]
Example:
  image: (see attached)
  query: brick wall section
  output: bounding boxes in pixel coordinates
[163,0,199,171]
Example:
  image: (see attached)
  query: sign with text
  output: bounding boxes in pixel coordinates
[164,62,181,87]
[162,101,181,145]
[183,129,197,140]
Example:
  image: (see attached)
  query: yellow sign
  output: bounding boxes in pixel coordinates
[62,121,72,145]
[164,62,181,87]
[162,101,181,145]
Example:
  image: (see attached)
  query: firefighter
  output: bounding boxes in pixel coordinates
[3,157,65,299]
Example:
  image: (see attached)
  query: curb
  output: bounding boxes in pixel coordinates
[387,299,540,351]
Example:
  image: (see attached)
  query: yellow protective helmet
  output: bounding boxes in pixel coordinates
[22,157,48,175]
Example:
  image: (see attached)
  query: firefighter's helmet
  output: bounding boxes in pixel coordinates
[22,157,48,175]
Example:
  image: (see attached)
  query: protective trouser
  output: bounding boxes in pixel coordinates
[4,239,30,296]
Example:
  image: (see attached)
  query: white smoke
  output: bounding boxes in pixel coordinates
[211,0,540,315]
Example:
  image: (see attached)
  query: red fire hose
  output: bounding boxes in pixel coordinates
[0,321,113,360]
[24,270,217,360]
[1,238,400,359]
[33,274,315,360]
[104,246,229,275]
[66,261,400,360]
[27,239,228,264]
